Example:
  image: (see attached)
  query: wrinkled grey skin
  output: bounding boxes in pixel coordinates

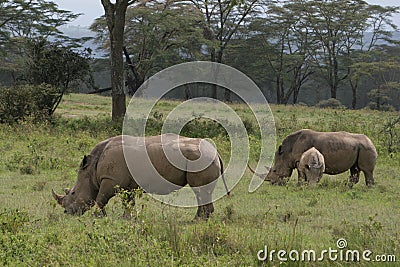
[265,129,377,187]
[52,134,228,219]
[296,147,325,185]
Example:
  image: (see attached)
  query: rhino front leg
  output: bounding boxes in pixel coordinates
[122,192,135,219]
[95,178,119,216]
[297,169,306,186]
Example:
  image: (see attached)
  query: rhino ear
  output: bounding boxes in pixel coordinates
[80,155,92,169]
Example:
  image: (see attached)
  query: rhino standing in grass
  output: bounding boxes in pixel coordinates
[250,129,377,187]
[296,147,325,185]
[52,134,229,219]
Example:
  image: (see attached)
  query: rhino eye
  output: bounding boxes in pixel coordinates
[71,191,75,195]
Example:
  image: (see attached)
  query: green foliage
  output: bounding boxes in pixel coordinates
[0,209,29,234]
[0,95,399,266]
[381,116,400,155]
[0,0,81,75]
[0,83,59,123]
[24,38,93,94]
[316,98,346,109]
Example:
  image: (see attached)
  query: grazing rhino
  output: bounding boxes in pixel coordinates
[296,147,325,185]
[52,134,229,219]
[251,129,377,187]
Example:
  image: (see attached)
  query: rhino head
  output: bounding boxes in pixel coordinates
[304,163,324,184]
[247,144,294,185]
[52,155,97,215]
[265,144,294,185]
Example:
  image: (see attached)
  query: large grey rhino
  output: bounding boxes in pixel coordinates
[296,147,325,185]
[52,134,229,219]
[252,129,377,187]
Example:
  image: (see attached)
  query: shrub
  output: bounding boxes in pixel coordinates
[366,102,396,112]
[0,84,60,123]
[315,98,346,109]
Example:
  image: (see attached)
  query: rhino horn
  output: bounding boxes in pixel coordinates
[52,189,64,205]
[247,163,269,180]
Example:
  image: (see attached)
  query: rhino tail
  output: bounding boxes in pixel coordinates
[218,156,230,196]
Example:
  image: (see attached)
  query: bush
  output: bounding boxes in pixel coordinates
[0,84,60,123]
[315,98,346,109]
[366,102,396,112]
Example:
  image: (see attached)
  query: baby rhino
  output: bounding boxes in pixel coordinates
[297,147,325,185]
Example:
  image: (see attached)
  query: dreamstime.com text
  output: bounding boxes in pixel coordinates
[257,238,397,263]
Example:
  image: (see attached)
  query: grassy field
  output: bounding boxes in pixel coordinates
[0,93,399,266]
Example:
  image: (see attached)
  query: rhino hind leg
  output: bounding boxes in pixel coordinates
[363,170,374,188]
[349,165,360,188]
[357,146,377,187]
[196,203,214,219]
[190,183,216,220]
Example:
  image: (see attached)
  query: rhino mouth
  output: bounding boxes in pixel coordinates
[270,177,289,185]
[64,202,94,216]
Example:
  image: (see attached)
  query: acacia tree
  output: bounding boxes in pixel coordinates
[101,0,136,121]
[0,0,79,76]
[346,4,399,108]
[190,0,260,101]
[92,0,206,96]
[24,38,93,115]
[352,46,400,110]
[259,1,315,104]
[302,0,398,102]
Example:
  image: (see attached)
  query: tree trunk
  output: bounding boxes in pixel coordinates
[210,48,217,99]
[330,84,337,99]
[276,77,282,104]
[101,0,130,122]
[350,79,358,109]
[292,85,301,104]
[184,84,192,100]
[123,46,142,96]
[331,54,339,99]
[217,49,230,102]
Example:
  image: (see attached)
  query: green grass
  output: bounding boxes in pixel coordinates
[0,93,399,266]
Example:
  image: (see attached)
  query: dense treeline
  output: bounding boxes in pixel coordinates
[90,0,400,110]
[0,0,400,113]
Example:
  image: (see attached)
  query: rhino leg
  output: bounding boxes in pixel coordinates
[191,185,215,220]
[196,203,214,219]
[357,146,376,187]
[357,158,375,188]
[363,170,374,188]
[122,193,135,219]
[95,178,119,216]
[93,202,107,217]
[297,169,306,186]
[348,165,360,188]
